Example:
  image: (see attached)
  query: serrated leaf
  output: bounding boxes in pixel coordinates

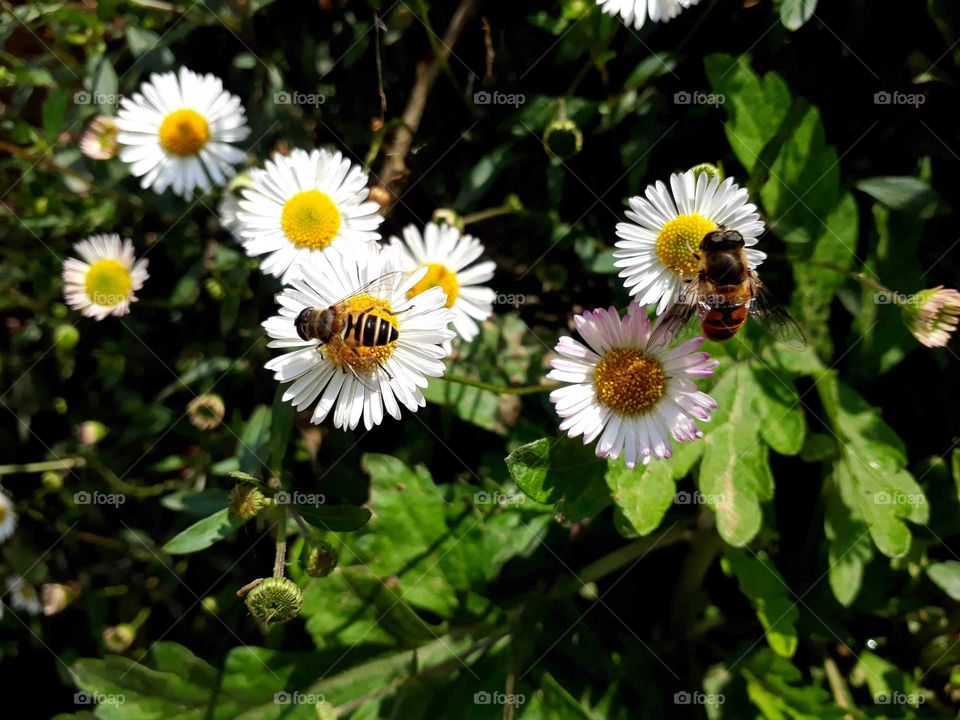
[162,508,246,555]
[723,550,798,658]
[606,458,675,537]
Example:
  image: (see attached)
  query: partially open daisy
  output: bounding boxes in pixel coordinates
[263,245,455,431]
[5,575,42,616]
[548,303,718,468]
[236,148,384,282]
[390,222,495,343]
[596,0,702,29]
[0,489,17,543]
[115,66,250,199]
[62,234,149,320]
[614,169,765,314]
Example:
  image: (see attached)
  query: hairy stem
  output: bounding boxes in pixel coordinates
[442,373,559,395]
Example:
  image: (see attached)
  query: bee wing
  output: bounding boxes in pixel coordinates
[747,273,807,349]
[648,275,707,351]
[330,271,408,310]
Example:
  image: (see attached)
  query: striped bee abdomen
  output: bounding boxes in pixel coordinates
[702,304,748,342]
[343,312,399,347]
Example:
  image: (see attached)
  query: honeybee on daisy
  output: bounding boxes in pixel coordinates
[614,168,765,314]
[235,148,385,282]
[548,303,718,468]
[115,66,250,199]
[62,234,149,320]
[262,244,455,431]
[390,221,496,344]
[596,0,702,30]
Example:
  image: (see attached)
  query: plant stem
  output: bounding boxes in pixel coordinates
[805,258,896,296]
[461,205,520,226]
[441,373,559,395]
[273,510,287,578]
[0,457,86,476]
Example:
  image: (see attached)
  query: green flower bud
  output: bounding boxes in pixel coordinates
[54,324,80,351]
[204,278,225,301]
[304,542,339,578]
[42,471,63,490]
[245,577,303,625]
[543,118,583,161]
[690,163,723,182]
[103,624,136,653]
[229,484,269,521]
[432,208,465,233]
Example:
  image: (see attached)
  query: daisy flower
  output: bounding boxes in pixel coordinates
[5,575,42,616]
[262,245,455,431]
[115,66,250,198]
[902,286,960,348]
[548,303,718,468]
[79,115,118,160]
[390,222,495,343]
[596,0,702,29]
[0,489,16,543]
[236,148,384,282]
[62,234,149,320]
[614,169,765,314]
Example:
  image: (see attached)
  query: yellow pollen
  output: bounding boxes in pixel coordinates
[408,263,459,307]
[326,294,399,372]
[281,190,342,250]
[656,213,716,277]
[85,259,132,307]
[593,348,666,416]
[158,109,209,156]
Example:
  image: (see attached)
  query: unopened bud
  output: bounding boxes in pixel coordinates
[228,484,268,521]
[304,542,339,578]
[543,118,583,161]
[245,577,303,625]
[690,163,723,182]
[103,624,136,653]
[187,393,225,430]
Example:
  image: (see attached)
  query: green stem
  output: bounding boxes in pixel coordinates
[273,507,287,578]
[0,457,85,476]
[805,259,896,296]
[441,374,559,396]
[460,205,519,226]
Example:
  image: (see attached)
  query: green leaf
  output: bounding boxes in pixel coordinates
[293,504,372,532]
[42,88,68,141]
[606,458,675,537]
[752,366,806,456]
[926,561,960,601]
[740,650,846,719]
[523,672,597,719]
[162,508,247,555]
[506,435,610,524]
[856,176,942,218]
[269,385,295,474]
[237,404,271,475]
[723,549,799,658]
[780,0,818,31]
[823,478,873,606]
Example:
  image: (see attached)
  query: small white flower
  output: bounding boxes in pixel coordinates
[614,169,766,314]
[596,0,702,29]
[62,234,149,320]
[902,286,960,348]
[115,66,250,198]
[0,490,17,543]
[236,148,384,282]
[5,575,42,616]
[79,115,118,160]
[548,303,718,468]
[263,244,455,431]
[390,222,496,344]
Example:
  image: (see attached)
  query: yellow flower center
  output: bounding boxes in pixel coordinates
[325,294,399,372]
[655,213,716,277]
[158,109,210,157]
[280,190,342,250]
[593,348,666,416]
[85,259,132,307]
[408,263,459,307]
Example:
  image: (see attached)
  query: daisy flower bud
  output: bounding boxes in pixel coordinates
[41,582,79,616]
[245,577,303,625]
[544,118,583,161]
[79,115,118,160]
[103,624,136,653]
[187,393,226,430]
[229,484,269,521]
[304,542,339,578]
[902,286,960,348]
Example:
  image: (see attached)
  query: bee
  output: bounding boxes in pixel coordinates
[295,271,404,383]
[648,227,805,350]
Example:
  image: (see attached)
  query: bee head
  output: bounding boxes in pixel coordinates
[700,227,745,250]
[295,308,314,341]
